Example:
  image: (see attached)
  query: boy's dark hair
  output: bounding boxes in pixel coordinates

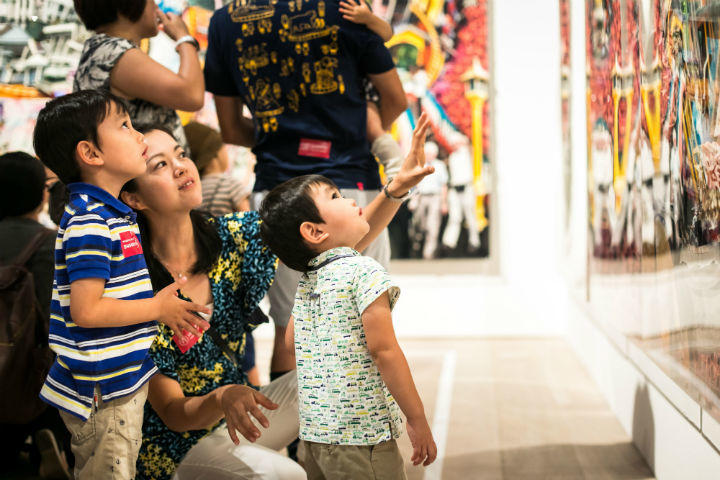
[73,0,147,30]
[259,174,336,272]
[0,152,46,220]
[33,89,129,185]
[120,124,223,290]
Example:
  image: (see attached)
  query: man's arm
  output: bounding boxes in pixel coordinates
[214,95,256,147]
[367,69,408,130]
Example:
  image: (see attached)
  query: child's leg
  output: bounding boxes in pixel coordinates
[59,384,148,480]
[303,440,407,480]
[366,102,386,143]
[368,103,404,178]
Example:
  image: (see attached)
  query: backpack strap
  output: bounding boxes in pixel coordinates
[12,229,54,267]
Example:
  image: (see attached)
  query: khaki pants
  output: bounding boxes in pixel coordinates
[59,383,148,480]
[173,371,304,479]
[303,440,407,480]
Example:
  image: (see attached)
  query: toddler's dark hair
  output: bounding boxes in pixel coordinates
[259,175,337,272]
[33,89,129,185]
[73,0,147,30]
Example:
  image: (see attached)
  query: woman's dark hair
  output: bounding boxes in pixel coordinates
[73,0,147,30]
[258,174,336,272]
[33,89,129,185]
[0,151,46,220]
[121,123,222,291]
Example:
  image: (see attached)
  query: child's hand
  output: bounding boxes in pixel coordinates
[154,277,210,338]
[407,416,437,466]
[339,0,374,25]
[388,112,434,196]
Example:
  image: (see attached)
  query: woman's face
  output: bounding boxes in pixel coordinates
[138,0,161,38]
[129,129,203,215]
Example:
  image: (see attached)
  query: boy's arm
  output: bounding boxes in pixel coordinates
[70,277,210,336]
[362,293,437,465]
[339,0,393,41]
[354,114,433,252]
[362,293,425,421]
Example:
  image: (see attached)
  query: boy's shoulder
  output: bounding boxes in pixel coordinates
[59,191,124,233]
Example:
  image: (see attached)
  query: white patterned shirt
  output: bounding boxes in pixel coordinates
[292,247,402,445]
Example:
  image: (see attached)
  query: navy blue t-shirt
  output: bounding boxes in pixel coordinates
[204,0,395,191]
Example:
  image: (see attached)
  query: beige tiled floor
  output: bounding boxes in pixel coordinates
[256,338,655,480]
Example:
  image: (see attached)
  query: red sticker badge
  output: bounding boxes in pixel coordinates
[119,231,143,258]
[298,139,331,159]
[173,330,199,353]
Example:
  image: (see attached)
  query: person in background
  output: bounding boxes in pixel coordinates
[442,138,481,253]
[184,121,252,216]
[183,121,258,386]
[0,151,71,480]
[73,0,204,148]
[408,141,448,259]
[338,0,405,181]
[205,0,408,398]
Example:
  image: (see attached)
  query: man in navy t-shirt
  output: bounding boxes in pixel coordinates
[205,0,407,378]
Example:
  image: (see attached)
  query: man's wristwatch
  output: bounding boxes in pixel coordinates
[175,35,200,51]
[383,178,415,203]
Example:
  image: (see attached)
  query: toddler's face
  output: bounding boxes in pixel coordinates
[94,104,148,182]
[310,183,369,248]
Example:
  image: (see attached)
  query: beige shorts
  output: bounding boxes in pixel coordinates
[302,439,407,480]
[58,383,148,480]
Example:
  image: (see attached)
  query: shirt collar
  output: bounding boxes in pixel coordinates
[67,182,135,219]
[308,246,359,269]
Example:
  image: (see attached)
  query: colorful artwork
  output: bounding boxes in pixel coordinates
[585,0,720,423]
[0,0,87,96]
[384,0,491,259]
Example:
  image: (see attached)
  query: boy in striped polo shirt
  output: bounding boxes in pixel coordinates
[33,90,210,480]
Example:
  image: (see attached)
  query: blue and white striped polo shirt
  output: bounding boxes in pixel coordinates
[39,183,158,420]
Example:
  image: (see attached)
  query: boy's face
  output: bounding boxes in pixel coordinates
[94,103,148,182]
[310,183,369,248]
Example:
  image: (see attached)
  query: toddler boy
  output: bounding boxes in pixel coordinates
[259,116,437,479]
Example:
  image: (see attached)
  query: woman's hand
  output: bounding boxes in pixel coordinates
[220,385,279,445]
[388,113,434,197]
[157,9,190,41]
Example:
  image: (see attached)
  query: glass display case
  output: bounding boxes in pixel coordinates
[585,0,720,423]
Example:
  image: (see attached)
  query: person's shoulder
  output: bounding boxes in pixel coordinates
[60,196,111,230]
[84,33,134,57]
[210,1,233,24]
[353,254,387,273]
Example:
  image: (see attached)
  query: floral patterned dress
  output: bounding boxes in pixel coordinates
[73,33,188,149]
[136,212,277,480]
